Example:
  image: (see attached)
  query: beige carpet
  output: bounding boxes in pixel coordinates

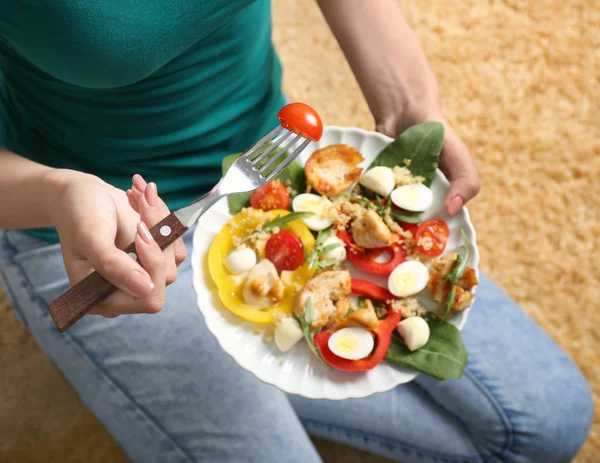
[1,0,598,461]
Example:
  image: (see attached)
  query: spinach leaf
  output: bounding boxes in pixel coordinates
[221,147,307,214]
[370,122,444,187]
[385,313,468,380]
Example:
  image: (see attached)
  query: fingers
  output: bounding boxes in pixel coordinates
[438,124,481,216]
[89,222,167,316]
[131,175,188,267]
[133,222,167,312]
[138,182,180,285]
[126,188,142,213]
[79,225,155,299]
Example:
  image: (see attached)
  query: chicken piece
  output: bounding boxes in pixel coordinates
[453,286,475,311]
[305,144,364,196]
[351,210,394,249]
[295,270,351,328]
[346,299,379,329]
[427,253,458,304]
[458,267,478,290]
[428,253,477,312]
[242,260,285,309]
[335,298,352,320]
[333,298,378,329]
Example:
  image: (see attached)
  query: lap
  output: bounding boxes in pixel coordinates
[0,230,592,463]
[0,230,321,463]
[291,274,593,462]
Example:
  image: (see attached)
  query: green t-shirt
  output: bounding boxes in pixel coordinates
[0,0,285,242]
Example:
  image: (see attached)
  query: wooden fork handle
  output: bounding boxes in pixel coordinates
[49,212,188,333]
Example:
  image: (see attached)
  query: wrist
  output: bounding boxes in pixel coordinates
[41,169,102,227]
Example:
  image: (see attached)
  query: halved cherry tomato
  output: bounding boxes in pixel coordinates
[265,231,304,272]
[414,219,450,257]
[337,230,406,275]
[400,222,419,236]
[277,102,323,141]
[250,181,290,211]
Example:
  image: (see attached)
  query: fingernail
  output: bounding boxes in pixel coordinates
[447,196,464,216]
[137,222,154,244]
[145,183,158,207]
[126,271,154,297]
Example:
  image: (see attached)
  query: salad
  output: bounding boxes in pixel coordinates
[208,121,478,380]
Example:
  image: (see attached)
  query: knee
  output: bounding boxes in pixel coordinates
[479,361,594,463]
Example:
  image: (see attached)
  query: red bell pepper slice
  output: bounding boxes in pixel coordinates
[351,278,395,302]
[313,280,401,372]
[337,230,406,276]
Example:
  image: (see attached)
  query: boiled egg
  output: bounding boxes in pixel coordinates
[328,327,374,360]
[274,317,304,353]
[226,247,257,274]
[388,261,429,297]
[321,236,346,264]
[359,166,395,197]
[292,193,332,231]
[390,184,433,212]
[397,317,430,351]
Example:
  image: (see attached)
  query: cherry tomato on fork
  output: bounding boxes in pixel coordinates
[277,103,323,142]
[250,181,290,211]
[265,231,305,272]
[414,219,450,257]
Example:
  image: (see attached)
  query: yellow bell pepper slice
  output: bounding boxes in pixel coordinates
[208,208,316,324]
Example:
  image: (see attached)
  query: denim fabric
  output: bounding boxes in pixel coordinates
[0,229,593,463]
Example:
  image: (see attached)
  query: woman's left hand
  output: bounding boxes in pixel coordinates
[315,0,480,217]
[376,108,481,217]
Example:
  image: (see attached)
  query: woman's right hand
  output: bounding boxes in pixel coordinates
[46,169,187,318]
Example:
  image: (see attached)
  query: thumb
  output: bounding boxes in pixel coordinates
[438,125,481,216]
[81,226,155,298]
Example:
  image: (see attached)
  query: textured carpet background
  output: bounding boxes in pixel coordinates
[0,0,597,461]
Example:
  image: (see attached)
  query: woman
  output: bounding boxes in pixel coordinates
[0,1,592,462]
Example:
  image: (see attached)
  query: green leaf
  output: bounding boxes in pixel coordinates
[441,230,470,318]
[304,297,314,325]
[390,210,422,224]
[306,227,341,270]
[370,122,445,187]
[341,193,372,208]
[221,146,307,214]
[385,314,468,380]
[443,286,457,319]
[320,243,341,254]
[295,298,329,367]
[445,230,470,285]
[357,296,367,308]
[240,212,313,244]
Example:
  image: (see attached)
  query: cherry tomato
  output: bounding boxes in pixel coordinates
[400,222,419,236]
[265,231,305,272]
[250,181,290,211]
[414,219,450,257]
[277,103,323,141]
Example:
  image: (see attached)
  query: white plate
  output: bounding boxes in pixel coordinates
[191,126,479,400]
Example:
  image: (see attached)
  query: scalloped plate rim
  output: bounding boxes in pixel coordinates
[191,125,479,400]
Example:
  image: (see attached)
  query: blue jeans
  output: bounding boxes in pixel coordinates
[0,228,592,463]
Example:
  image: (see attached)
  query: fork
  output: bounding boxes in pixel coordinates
[48,124,314,333]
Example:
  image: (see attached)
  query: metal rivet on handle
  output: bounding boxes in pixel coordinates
[128,252,138,261]
[160,225,171,237]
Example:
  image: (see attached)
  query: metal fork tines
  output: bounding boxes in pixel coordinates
[242,128,310,183]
